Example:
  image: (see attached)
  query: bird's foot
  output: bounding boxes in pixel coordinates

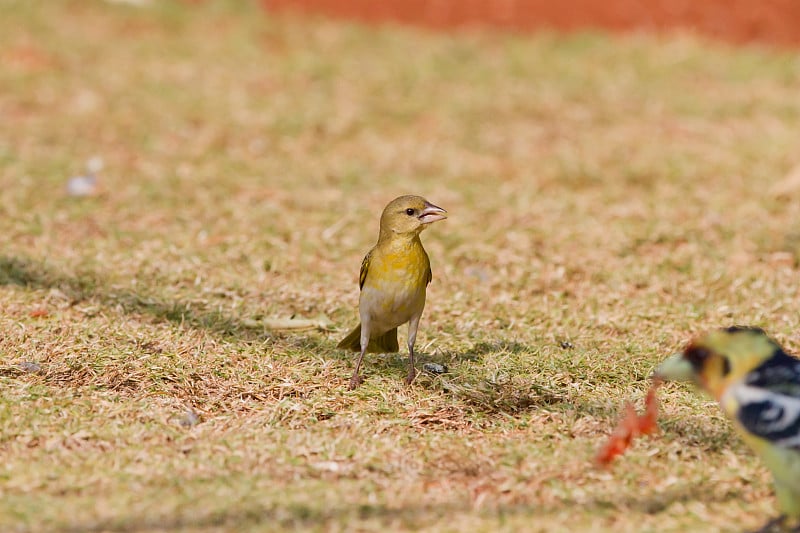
[405,367,417,386]
[751,515,787,533]
[347,373,363,390]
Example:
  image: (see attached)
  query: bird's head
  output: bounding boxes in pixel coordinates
[378,195,447,238]
[654,326,782,400]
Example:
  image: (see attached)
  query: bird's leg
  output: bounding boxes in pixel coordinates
[347,341,367,390]
[406,345,416,385]
[348,348,365,390]
[348,326,369,390]
[406,315,421,385]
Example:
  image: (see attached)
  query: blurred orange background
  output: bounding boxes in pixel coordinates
[262,0,800,46]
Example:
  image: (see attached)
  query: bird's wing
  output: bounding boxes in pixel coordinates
[359,251,371,290]
[734,352,800,449]
[423,247,432,285]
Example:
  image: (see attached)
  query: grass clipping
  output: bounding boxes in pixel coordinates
[595,379,663,466]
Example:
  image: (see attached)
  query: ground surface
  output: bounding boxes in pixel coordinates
[2,2,800,532]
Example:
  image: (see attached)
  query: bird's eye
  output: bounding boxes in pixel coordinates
[405,208,415,216]
[684,346,711,370]
[721,357,731,376]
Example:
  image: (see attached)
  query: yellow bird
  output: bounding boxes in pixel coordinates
[338,195,447,390]
[655,326,800,531]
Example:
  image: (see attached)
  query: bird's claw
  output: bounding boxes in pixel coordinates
[347,374,363,390]
[405,367,417,386]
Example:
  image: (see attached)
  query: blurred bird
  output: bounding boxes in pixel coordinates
[655,326,800,531]
[338,195,447,390]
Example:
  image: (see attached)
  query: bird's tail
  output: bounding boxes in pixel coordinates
[337,324,399,353]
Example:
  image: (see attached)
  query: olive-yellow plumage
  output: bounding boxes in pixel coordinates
[655,326,800,530]
[338,195,446,389]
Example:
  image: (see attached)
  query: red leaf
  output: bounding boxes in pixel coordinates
[595,379,663,466]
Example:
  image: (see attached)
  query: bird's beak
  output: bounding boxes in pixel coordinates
[418,202,447,224]
[653,353,695,383]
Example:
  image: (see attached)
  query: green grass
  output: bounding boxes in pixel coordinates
[2,1,800,531]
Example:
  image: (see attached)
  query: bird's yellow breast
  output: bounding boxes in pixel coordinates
[367,241,429,288]
[359,236,430,329]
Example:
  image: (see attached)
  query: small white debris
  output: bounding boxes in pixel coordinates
[66,175,98,197]
[86,156,104,174]
[177,409,201,428]
[311,461,347,473]
[423,362,448,374]
[17,361,42,373]
[66,156,103,197]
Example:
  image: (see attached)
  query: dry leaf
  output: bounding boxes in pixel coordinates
[769,163,800,198]
[596,379,662,466]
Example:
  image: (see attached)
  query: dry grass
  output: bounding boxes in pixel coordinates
[1,1,800,531]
